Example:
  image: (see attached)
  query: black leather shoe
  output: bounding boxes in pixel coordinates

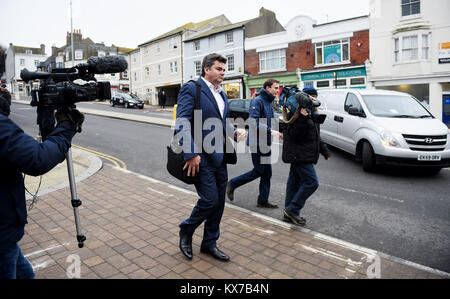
[283,209,306,226]
[282,215,292,223]
[257,202,278,209]
[226,182,234,202]
[179,230,193,260]
[200,246,230,262]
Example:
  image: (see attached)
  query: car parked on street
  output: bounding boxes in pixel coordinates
[317,89,450,173]
[228,99,251,120]
[110,93,144,109]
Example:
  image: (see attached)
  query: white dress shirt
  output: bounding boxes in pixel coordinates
[201,77,225,118]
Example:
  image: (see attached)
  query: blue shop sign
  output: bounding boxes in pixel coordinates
[302,67,367,81]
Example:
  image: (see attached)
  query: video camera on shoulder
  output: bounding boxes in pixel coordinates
[295,92,326,124]
[21,55,128,108]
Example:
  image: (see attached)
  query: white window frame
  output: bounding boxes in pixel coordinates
[123,71,128,78]
[226,55,235,72]
[401,0,420,17]
[145,66,150,77]
[20,59,25,66]
[26,50,32,54]
[194,61,202,77]
[34,60,40,67]
[193,41,201,52]
[315,39,350,67]
[226,32,234,44]
[169,37,177,51]
[157,64,162,76]
[259,49,286,73]
[170,61,178,74]
[75,50,83,60]
[393,32,430,64]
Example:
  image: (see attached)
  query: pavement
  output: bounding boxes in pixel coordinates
[12,98,450,280]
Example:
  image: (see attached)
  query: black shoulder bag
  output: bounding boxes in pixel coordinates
[166,81,201,185]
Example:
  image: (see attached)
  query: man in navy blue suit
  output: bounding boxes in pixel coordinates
[0,96,83,279]
[176,53,245,262]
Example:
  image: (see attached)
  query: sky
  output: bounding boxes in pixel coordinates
[1,0,370,55]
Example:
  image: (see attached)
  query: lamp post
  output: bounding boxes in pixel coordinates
[70,0,75,67]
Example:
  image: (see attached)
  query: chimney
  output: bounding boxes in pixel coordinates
[52,45,58,57]
[40,44,45,55]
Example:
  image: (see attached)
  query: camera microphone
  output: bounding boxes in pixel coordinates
[76,55,128,74]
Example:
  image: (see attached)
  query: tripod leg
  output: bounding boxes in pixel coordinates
[66,149,86,248]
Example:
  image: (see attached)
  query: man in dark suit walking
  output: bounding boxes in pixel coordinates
[175,53,245,262]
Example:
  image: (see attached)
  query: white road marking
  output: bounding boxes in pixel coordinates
[321,183,404,203]
[147,187,174,197]
[24,243,70,258]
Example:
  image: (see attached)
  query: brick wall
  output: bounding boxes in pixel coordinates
[244,29,370,76]
[349,30,370,65]
[286,40,315,71]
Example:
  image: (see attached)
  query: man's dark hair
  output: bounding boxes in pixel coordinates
[263,79,280,89]
[202,53,227,77]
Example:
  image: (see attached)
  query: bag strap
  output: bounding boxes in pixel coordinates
[173,80,202,149]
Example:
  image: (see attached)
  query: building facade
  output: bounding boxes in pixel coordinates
[51,30,131,96]
[130,16,231,106]
[369,0,450,125]
[244,15,370,97]
[5,43,48,96]
[184,8,285,99]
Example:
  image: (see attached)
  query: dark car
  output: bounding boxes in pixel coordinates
[111,93,144,109]
[228,99,251,120]
[228,99,282,120]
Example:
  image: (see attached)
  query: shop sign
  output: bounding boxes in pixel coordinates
[439,42,450,64]
[301,67,366,81]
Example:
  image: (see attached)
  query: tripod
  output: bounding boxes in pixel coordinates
[66,148,86,248]
[38,123,86,249]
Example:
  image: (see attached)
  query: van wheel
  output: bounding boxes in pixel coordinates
[362,142,376,172]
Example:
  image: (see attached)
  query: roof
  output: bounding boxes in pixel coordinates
[313,15,369,27]
[184,20,248,42]
[11,45,45,55]
[138,15,228,47]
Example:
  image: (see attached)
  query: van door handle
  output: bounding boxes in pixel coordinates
[334,116,344,123]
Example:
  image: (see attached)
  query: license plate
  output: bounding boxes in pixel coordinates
[418,154,441,161]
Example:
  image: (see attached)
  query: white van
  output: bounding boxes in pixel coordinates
[317,89,450,173]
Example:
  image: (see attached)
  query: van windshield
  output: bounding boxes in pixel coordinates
[361,95,432,118]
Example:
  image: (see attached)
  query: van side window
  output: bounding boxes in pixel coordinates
[344,93,363,113]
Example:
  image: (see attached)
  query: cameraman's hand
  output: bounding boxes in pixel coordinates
[300,108,309,117]
[55,108,85,133]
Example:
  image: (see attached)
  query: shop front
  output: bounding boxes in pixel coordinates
[243,72,299,99]
[222,78,243,99]
[300,66,368,90]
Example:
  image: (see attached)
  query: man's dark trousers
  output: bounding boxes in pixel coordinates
[179,161,228,249]
[229,153,272,205]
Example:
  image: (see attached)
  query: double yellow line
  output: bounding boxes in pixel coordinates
[72,144,127,170]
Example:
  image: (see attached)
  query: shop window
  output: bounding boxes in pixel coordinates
[351,78,365,85]
[317,81,330,88]
[304,82,314,88]
[335,79,347,87]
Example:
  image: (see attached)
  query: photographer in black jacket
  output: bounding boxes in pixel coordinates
[281,91,330,226]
